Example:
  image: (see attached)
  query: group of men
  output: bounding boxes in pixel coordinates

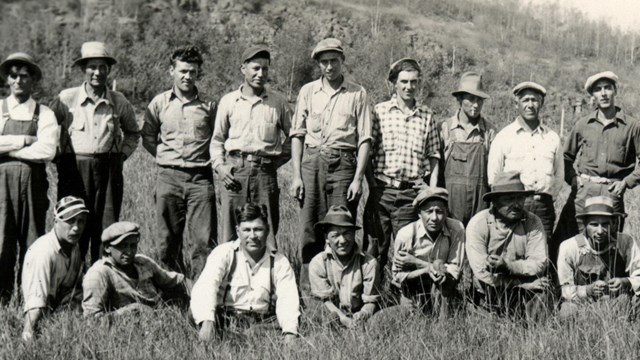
[3,36,640,342]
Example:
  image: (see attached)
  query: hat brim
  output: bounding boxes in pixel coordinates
[482,189,535,202]
[107,232,140,246]
[57,208,89,222]
[413,195,449,208]
[73,56,117,67]
[586,76,617,93]
[576,211,626,218]
[0,59,42,81]
[451,89,489,99]
[311,49,344,60]
[314,221,360,231]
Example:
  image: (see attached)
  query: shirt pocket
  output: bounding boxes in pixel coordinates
[334,111,355,132]
[69,113,85,132]
[381,127,396,152]
[538,149,556,176]
[308,112,322,133]
[259,107,280,143]
[193,117,212,141]
[504,149,526,172]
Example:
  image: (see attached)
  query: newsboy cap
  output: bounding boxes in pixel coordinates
[387,57,421,82]
[311,38,344,60]
[241,45,270,63]
[54,196,89,221]
[413,187,449,209]
[512,81,546,97]
[0,52,42,81]
[101,221,140,245]
[584,71,619,94]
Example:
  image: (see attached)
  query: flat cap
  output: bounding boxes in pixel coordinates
[101,221,140,245]
[584,71,619,93]
[388,57,421,82]
[512,81,546,97]
[54,196,89,221]
[413,187,449,208]
[311,38,344,60]
[241,45,270,63]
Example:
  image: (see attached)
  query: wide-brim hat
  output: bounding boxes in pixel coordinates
[387,57,421,82]
[0,52,42,81]
[483,171,534,201]
[451,71,489,99]
[314,205,360,231]
[576,196,626,218]
[311,38,344,60]
[584,71,619,94]
[73,41,117,67]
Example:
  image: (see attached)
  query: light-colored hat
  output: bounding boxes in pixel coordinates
[584,71,619,94]
[101,221,141,245]
[387,57,421,82]
[0,52,42,81]
[311,38,344,60]
[73,41,117,67]
[452,71,489,99]
[483,171,534,202]
[413,187,449,208]
[54,196,89,221]
[314,205,360,231]
[512,81,546,97]
[576,196,625,218]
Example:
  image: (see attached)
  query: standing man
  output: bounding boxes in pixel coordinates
[0,53,59,302]
[557,71,640,241]
[211,45,291,248]
[289,38,372,267]
[439,71,495,226]
[363,58,441,270]
[51,41,140,264]
[142,47,216,279]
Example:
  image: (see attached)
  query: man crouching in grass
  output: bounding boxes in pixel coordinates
[191,203,300,344]
[307,205,381,328]
[82,221,191,318]
[557,196,640,320]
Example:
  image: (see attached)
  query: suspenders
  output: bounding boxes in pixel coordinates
[221,249,276,315]
[1,98,40,135]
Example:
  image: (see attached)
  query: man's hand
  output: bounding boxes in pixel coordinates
[284,333,297,344]
[487,254,507,273]
[429,259,446,284]
[586,280,608,298]
[217,164,240,191]
[346,177,362,202]
[608,180,627,197]
[289,176,304,202]
[198,320,216,342]
[339,315,355,328]
[394,250,424,271]
[21,331,33,342]
[412,181,430,192]
[608,277,631,296]
[24,136,37,146]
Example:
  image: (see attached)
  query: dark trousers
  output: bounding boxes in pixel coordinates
[57,154,123,264]
[479,283,550,322]
[523,194,557,270]
[156,166,217,279]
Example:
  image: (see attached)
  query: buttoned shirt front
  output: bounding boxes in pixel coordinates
[308,246,380,313]
[21,230,83,312]
[0,95,59,162]
[563,107,640,188]
[371,96,441,181]
[210,86,292,170]
[142,89,215,168]
[440,111,496,161]
[487,117,563,197]
[51,83,140,157]
[290,77,372,150]
[82,254,187,317]
[190,240,300,334]
[392,218,465,286]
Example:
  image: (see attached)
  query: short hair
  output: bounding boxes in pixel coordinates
[170,46,204,67]
[234,203,269,226]
[389,60,421,83]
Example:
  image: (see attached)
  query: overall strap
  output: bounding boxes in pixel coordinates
[268,254,275,315]
[221,248,238,306]
[1,99,8,135]
[32,102,40,124]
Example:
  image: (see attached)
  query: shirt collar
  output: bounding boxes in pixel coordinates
[579,232,617,255]
[313,76,349,94]
[237,84,269,101]
[415,219,450,241]
[169,86,201,102]
[323,243,364,261]
[514,116,546,134]
[80,82,113,105]
[587,106,627,126]
[6,94,35,110]
[450,110,486,133]
[388,95,431,117]
[231,238,277,258]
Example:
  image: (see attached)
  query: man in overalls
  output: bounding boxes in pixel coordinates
[557,196,640,320]
[0,53,59,303]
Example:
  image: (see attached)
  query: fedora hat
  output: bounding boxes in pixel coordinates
[0,52,42,81]
[73,41,117,67]
[451,71,489,99]
[482,171,534,202]
[314,205,360,231]
[576,196,626,218]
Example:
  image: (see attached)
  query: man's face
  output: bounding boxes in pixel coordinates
[317,51,343,82]
[459,93,484,119]
[106,236,139,267]
[394,70,420,102]
[55,214,87,246]
[493,194,527,222]
[170,60,198,94]
[7,65,34,99]
[516,90,543,122]
[83,59,110,88]
[585,215,614,246]
[591,79,616,110]
[326,225,356,258]
[237,218,269,259]
[418,199,447,235]
[241,58,269,90]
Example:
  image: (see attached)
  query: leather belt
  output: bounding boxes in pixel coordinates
[306,145,355,157]
[579,173,615,185]
[532,193,552,201]
[228,151,273,165]
[376,174,417,190]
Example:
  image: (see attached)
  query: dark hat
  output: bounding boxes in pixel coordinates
[73,41,117,67]
[311,38,344,60]
[0,52,42,81]
[482,171,534,202]
[512,81,546,97]
[241,45,270,63]
[101,221,140,245]
[413,187,449,209]
[387,57,421,82]
[451,71,489,99]
[314,205,360,231]
[54,196,89,221]
[584,71,619,94]
[576,196,625,218]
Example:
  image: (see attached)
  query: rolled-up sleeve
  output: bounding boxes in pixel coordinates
[355,90,372,147]
[557,240,589,301]
[22,250,52,312]
[504,216,548,277]
[10,106,59,162]
[308,254,334,301]
[361,256,381,304]
[273,254,300,335]
[190,245,232,325]
[82,266,110,317]
[289,86,309,139]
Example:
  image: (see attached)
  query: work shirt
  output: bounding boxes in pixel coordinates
[392,218,465,286]
[0,95,59,161]
[50,83,140,157]
[82,254,188,317]
[557,233,640,302]
[487,117,563,198]
[290,77,372,150]
[466,208,547,289]
[371,96,441,181]
[308,246,380,314]
[211,86,292,170]
[439,112,496,161]
[21,230,83,312]
[190,240,300,334]
[563,107,640,188]
[142,88,215,168]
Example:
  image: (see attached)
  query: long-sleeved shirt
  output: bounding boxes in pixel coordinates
[487,117,563,198]
[50,83,140,157]
[466,208,547,289]
[0,95,59,162]
[563,107,640,188]
[308,246,380,314]
[392,218,465,286]
[290,77,372,150]
[82,254,188,317]
[190,240,300,334]
[142,89,215,168]
[439,111,496,162]
[21,231,83,312]
[371,96,441,181]
[557,233,640,302]
[210,86,292,170]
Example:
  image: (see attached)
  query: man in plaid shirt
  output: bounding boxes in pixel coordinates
[363,58,441,270]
